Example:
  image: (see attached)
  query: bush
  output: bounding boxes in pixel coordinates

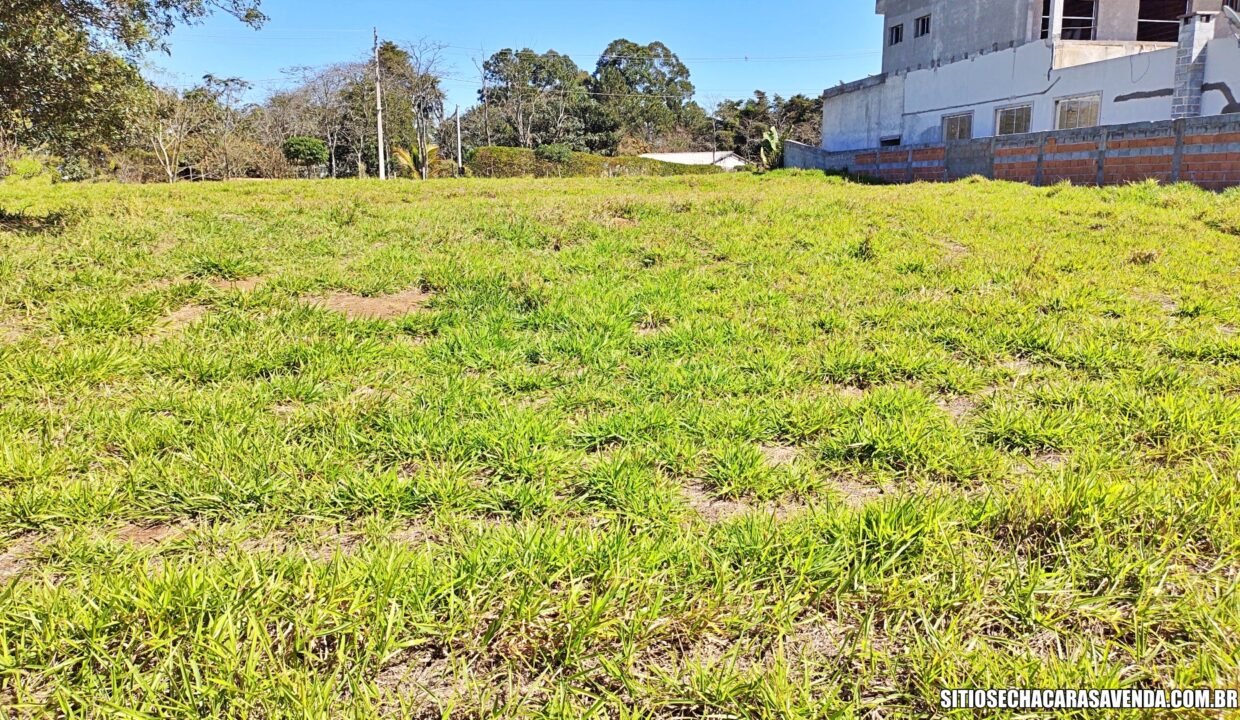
[467,146,722,179]
[282,136,329,167]
[534,143,573,164]
[4,154,56,183]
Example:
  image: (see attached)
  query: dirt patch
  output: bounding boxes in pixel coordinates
[682,483,809,523]
[239,524,365,561]
[308,288,431,320]
[1014,452,1067,476]
[0,321,23,344]
[830,478,885,508]
[942,240,969,257]
[1133,290,1178,315]
[936,395,976,421]
[0,535,37,583]
[607,217,638,228]
[785,620,846,660]
[210,276,266,292]
[759,444,800,467]
[116,523,185,546]
[374,648,467,706]
[682,483,754,523]
[1001,358,1035,377]
[153,304,207,335]
[835,385,867,400]
[634,322,665,338]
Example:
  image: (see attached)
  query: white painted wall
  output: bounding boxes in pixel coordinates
[822,40,1191,149]
[1203,39,1240,115]
[821,75,906,151]
[900,42,1176,143]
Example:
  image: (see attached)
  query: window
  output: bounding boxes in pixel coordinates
[880,136,902,147]
[942,113,973,142]
[1042,0,1098,40]
[996,105,1033,136]
[1055,94,1101,129]
[915,15,931,37]
[889,24,904,45]
[1137,0,1187,42]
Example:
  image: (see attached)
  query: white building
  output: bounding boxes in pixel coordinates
[639,152,749,171]
[821,0,1240,151]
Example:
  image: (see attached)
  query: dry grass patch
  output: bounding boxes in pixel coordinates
[308,288,431,320]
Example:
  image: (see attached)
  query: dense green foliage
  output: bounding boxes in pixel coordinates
[0,0,264,156]
[1,174,1238,716]
[467,146,720,178]
[281,136,329,167]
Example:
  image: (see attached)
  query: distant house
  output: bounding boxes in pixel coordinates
[640,151,748,171]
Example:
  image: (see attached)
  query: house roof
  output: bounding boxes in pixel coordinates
[639,152,746,166]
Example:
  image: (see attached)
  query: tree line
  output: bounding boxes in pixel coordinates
[1,0,823,181]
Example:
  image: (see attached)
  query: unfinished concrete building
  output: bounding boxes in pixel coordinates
[819,0,1240,151]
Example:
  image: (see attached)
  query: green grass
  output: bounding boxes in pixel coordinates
[0,172,1238,717]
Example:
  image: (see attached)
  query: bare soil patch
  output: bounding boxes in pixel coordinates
[682,483,755,523]
[835,385,867,400]
[153,304,207,335]
[308,288,431,320]
[936,395,976,421]
[1014,451,1067,476]
[829,478,885,508]
[1132,290,1178,315]
[759,444,800,467]
[211,276,266,292]
[0,535,39,583]
[116,523,186,546]
[682,482,809,523]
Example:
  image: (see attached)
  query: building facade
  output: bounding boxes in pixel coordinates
[821,0,1240,152]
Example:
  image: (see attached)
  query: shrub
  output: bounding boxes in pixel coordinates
[467,146,721,179]
[534,143,573,164]
[281,136,329,167]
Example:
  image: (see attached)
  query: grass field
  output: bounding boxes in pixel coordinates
[1,172,1238,718]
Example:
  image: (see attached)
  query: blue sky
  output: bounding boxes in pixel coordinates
[144,0,884,110]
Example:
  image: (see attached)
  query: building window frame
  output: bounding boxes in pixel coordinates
[914,15,931,37]
[942,112,974,142]
[995,104,1034,136]
[889,24,904,45]
[1054,93,1102,130]
[1137,0,1188,42]
[1041,0,1098,40]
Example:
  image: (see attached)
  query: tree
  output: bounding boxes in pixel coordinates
[0,0,265,154]
[590,40,697,149]
[713,92,823,163]
[195,74,253,179]
[481,48,593,150]
[282,136,328,168]
[137,86,211,183]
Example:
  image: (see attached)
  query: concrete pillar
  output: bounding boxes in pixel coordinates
[1172,10,1217,119]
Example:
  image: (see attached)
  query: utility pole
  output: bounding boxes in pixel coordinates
[374,27,387,180]
[455,105,464,176]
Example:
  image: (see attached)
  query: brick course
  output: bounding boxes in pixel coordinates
[786,116,1240,189]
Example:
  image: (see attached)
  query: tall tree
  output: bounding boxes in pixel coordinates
[590,40,697,150]
[480,48,594,150]
[0,0,265,154]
